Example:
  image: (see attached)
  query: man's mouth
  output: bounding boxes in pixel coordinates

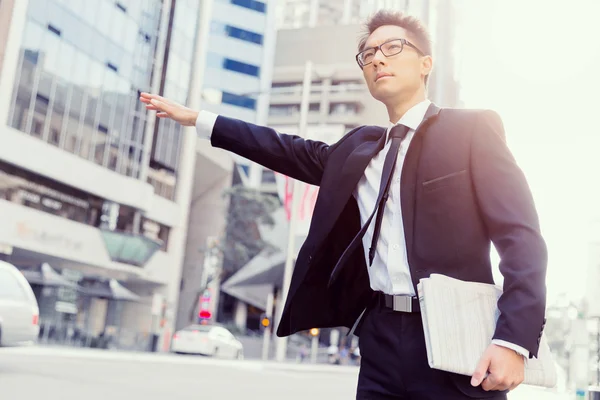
[376,73,393,82]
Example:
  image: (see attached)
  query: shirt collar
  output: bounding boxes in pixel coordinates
[387,99,432,139]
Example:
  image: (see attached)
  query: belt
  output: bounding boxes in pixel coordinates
[377,292,420,313]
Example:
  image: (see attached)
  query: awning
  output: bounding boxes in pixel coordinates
[19,262,78,288]
[221,283,274,310]
[223,249,286,288]
[79,278,141,302]
[99,230,162,267]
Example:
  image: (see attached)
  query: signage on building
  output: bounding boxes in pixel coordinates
[0,199,112,267]
[16,221,84,252]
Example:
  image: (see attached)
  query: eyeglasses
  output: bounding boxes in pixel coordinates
[356,38,425,68]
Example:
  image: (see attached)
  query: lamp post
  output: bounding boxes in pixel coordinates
[274,60,313,363]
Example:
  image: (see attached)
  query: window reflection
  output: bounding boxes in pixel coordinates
[8,0,194,185]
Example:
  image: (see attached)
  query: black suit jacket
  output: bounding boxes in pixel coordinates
[210,103,548,358]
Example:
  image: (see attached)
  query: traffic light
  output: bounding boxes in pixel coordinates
[309,328,319,337]
[260,313,271,330]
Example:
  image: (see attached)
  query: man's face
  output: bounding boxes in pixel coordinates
[360,25,431,103]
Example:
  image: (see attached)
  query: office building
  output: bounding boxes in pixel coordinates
[0,0,205,351]
[176,0,278,331]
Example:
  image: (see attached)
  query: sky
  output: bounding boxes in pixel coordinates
[452,0,600,303]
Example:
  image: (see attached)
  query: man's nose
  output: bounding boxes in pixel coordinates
[372,49,386,67]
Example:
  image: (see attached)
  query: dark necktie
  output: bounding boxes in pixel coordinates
[328,124,410,287]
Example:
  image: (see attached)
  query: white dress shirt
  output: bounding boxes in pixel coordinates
[194,105,529,358]
[353,99,431,296]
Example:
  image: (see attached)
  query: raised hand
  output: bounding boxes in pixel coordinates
[139,92,199,127]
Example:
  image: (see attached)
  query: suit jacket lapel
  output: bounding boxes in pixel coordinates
[401,103,442,277]
[309,127,386,246]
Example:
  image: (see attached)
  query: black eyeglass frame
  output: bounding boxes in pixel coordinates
[356,38,425,68]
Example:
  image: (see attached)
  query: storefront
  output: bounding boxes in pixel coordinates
[0,194,172,350]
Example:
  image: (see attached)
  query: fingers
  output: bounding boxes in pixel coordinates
[149,99,171,113]
[481,373,519,392]
[143,98,170,117]
[481,374,500,391]
[471,351,491,387]
[140,92,166,103]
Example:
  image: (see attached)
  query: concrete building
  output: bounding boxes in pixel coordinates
[0,0,207,351]
[176,0,279,332]
[269,0,460,132]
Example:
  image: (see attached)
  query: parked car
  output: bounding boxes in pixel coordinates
[171,324,243,359]
[0,261,39,346]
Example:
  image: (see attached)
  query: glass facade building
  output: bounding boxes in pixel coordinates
[6,0,200,201]
[8,0,162,179]
[0,0,208,353]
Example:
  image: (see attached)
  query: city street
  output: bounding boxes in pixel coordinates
[0,346,573,400]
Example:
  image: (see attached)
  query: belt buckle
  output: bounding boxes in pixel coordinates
[393,295,412,312]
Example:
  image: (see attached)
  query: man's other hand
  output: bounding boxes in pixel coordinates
[470,343,525,391]
[139,92,199,127]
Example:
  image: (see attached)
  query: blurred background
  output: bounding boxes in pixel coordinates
[0,0,598,399]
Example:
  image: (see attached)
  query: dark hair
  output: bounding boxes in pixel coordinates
[358,10,433,84]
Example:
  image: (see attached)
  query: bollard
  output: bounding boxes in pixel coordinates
[588,386,600,399]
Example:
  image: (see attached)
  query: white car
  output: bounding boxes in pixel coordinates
[0,261,39,346]
[171,324,243,359]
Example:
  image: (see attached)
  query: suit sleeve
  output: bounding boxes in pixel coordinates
[470,110,548,358]
[210,115,331,186]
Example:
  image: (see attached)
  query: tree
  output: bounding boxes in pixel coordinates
[220,184,281,275]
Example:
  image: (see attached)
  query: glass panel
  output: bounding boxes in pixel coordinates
[100,230,162,267]
[9,21,45,131]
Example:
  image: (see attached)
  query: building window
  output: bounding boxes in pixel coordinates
[141,217,170,251]
[218,0,266,13]
[269,103,319,116]
[225,25,263,45]
[47,24,61,36]
[147,167,176,201]
[271,80,323,95]
[222,92,257,110]
[330,79,365,93]
[329,102,361,116]
[223,58,260,77]
[115,2,127,13]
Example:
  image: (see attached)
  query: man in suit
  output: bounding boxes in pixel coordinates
[140,10,547,400]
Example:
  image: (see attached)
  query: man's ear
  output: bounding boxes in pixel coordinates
[421,55,433,81]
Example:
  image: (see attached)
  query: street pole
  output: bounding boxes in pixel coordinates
[311,332,319,364]
[262,289,274,361]
[274,60,313,362]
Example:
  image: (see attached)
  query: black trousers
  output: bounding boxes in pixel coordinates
[356,299,508,400]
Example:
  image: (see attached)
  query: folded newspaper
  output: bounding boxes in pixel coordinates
[417,274,557,388]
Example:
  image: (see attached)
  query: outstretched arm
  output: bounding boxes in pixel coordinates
[140,92,329,185]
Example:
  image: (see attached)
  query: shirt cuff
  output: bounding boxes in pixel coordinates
[195,110,218,140]
[492,339,529,359]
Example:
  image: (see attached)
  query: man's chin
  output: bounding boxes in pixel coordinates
[371,88,401,103]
